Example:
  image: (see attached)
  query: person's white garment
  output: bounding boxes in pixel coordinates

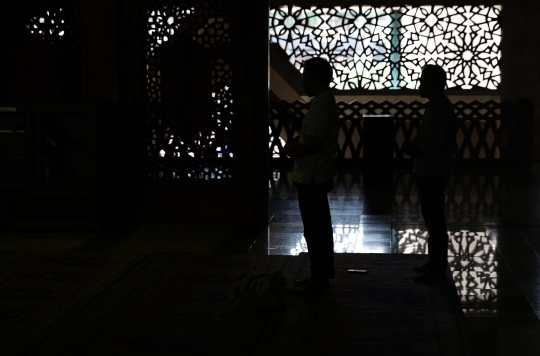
[233,271,289,311]
[292,88,339,184]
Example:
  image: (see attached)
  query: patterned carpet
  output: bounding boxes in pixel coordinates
[0,251,472,355]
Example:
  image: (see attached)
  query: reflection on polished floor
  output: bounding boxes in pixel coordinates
[250,165,540,355]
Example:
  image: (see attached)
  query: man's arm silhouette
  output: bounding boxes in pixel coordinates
[285,135,322,159]
[404,137,425,157]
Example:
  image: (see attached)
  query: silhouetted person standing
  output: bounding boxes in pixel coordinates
[284,57,339,294]
[405,64,457,283]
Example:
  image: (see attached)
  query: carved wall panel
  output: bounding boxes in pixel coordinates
[136,0,269,223]
[145,0,234,180]
[269,99,533,168]
[269,5,501,90]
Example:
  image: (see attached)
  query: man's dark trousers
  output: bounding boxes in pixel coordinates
[294,178,335,280]
[416,175,449,276]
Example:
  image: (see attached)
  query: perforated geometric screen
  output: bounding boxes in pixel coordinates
[269,99,533,167]
[11,1,82,103]
[269,5,501,90]
[146,0,233,180]
[26,4,80,44]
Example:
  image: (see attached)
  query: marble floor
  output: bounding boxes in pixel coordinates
[249,165,540,355]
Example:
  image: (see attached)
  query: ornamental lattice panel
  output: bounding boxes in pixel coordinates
[6,2,82,103]
[145,0,234,180]
[26,4,80,45]
[269,5,501,90]
[269,99,533,167]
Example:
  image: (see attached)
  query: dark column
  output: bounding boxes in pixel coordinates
[229,0,269,226]
[362,114,394,215]
[363,114,394,187]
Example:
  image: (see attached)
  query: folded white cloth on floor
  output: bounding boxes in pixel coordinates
[233,271,289,311]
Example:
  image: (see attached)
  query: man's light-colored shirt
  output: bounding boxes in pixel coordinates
[413,96,458,177]
[292,88,339,184]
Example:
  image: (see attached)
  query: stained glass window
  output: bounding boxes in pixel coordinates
[269,5,501,90]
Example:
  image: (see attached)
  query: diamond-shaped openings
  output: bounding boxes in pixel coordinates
[424,13,438,27]
[269,99,530,164]
[354,15,367,28]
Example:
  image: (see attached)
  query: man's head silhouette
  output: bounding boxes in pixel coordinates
[419,64,446,99]
[302,57,333,97]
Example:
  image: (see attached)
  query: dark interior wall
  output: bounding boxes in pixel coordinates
[0,5,27,101]
[228,0,270,225]
[0,0,85,103]
[75,0,119,104]
[270,0,540,159]
[2,0,121,104]
[0,0,131,232]
[73,0,138,230]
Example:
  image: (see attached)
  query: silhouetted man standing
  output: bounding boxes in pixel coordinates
[405,64,457,283]
[284,57,339,294]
